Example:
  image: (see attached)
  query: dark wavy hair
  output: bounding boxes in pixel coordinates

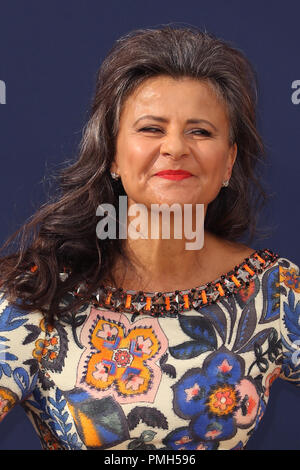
[0,24,270,325]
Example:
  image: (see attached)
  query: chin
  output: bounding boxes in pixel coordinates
[152,191,204,205]
[151,199,201,208]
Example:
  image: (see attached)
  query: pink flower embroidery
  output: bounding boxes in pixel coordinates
[92,362,109,382]
[185,383,201,402]
[96,323,119,341]
[205,428,222,439]
[218,359,233,374]
[125,375,145,391]
[264,367,281,397]
[136,336,153,355]
[234,379,259,426]
[0,397,9,417]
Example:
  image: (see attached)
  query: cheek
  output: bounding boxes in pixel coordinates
[119,140,153,175]
[122,159,147,183]
[121,157,150,192]
[198,147,228,177]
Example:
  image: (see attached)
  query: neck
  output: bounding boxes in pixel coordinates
[106,228,253,292]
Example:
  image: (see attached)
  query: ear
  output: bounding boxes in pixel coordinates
[225,142,237,180]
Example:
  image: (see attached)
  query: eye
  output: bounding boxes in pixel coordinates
[139,127,161,133]
[191,129,212,137]
[138,127,212,136]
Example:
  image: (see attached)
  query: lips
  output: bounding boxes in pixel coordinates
[155,169,193,176]
[155,169,193,181]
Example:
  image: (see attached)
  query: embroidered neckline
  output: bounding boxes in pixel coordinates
[68,248,279,318]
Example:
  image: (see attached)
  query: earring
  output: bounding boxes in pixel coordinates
[110,172,120,180]
[222,180,229,187]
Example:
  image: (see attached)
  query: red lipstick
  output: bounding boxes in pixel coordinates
[155,169,193,181]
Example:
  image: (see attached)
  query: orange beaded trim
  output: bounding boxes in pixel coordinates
[29,248,279,318]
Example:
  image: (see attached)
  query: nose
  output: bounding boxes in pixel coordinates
[160,130,189,159]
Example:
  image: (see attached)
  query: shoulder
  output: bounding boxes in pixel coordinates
[0,289,46,367]
[277,256,300,275]
[275,257,300,385]
[275,256,300,299]
[0,289,45,329]
[0,291,46,416]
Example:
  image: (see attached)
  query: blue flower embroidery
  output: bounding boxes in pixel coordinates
[164,349,260,448]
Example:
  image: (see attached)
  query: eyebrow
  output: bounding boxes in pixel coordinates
[133,115,218,131]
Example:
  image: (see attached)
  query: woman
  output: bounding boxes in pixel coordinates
[0,25,299,451]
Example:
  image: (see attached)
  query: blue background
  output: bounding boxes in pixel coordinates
[0,0,299,450]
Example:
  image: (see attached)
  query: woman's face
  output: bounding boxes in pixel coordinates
[111,75,237,210]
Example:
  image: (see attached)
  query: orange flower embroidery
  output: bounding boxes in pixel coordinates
[208,385,237,416]
[77,308,169,404]
[279,266,300,293]
[32,319,60,363]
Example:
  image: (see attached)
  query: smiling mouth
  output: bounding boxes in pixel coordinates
[154,170,193,181]
[155,174,192,181]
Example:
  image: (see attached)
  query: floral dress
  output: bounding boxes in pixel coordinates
[0,248,299,450]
